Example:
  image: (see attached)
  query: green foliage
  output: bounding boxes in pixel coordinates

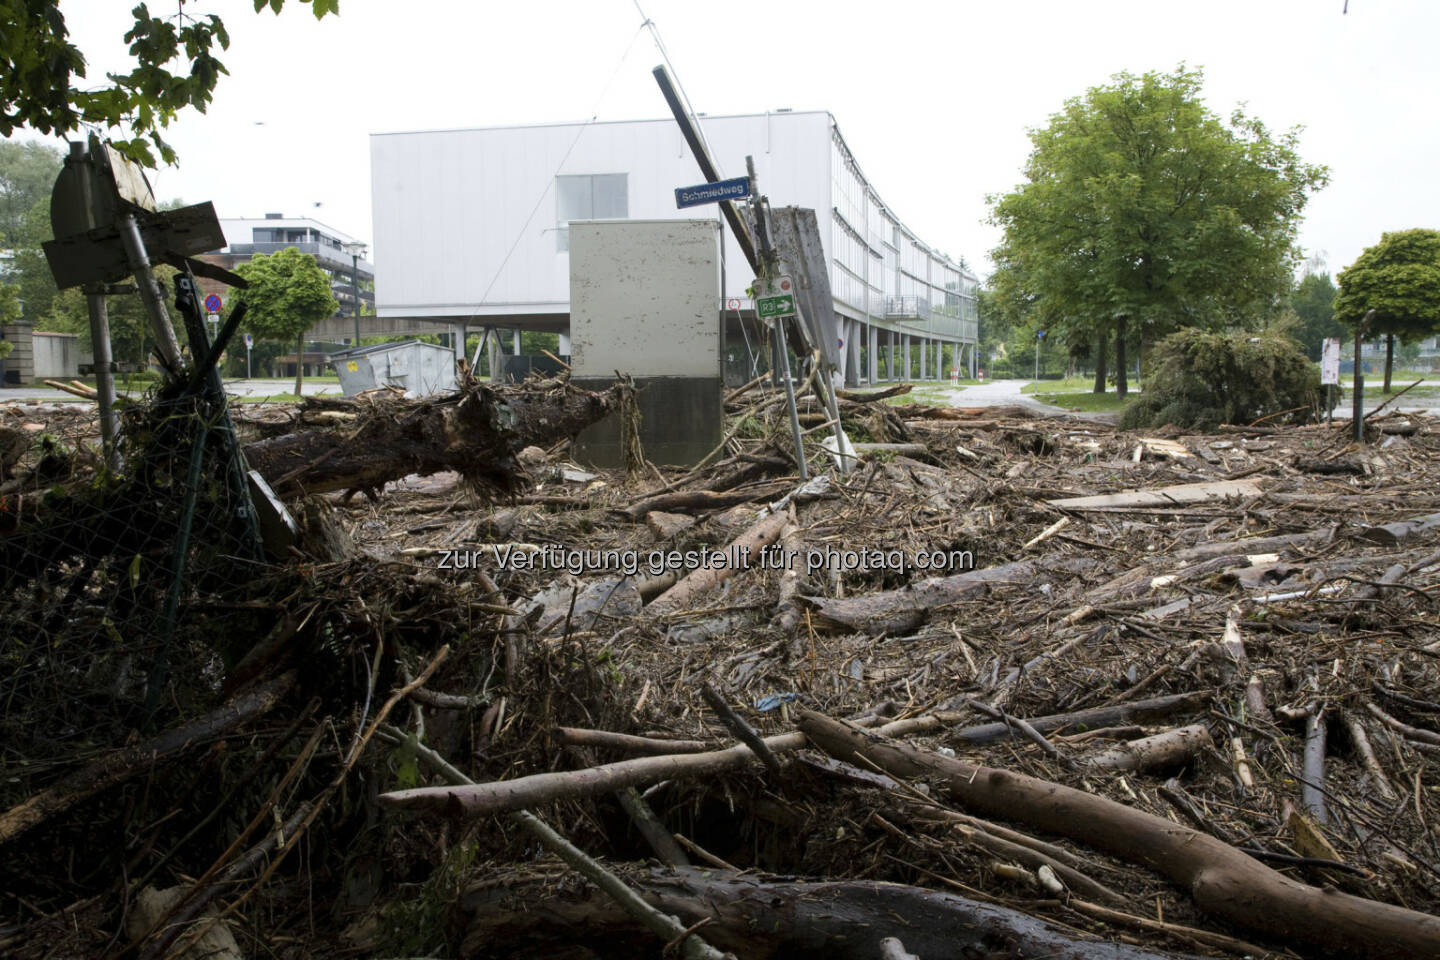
[236,247,337,394]
[1290,271,1342,360]
[1334,229,1440,344]
[1120,326,1322,430]
[0,1,337,167]
[0,139,61,247]
[235,247,338,343]
[0,279,15,360]
[987,65,1328,385]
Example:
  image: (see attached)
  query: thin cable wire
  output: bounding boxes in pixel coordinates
[473,22,648,309]
[631,0,721,176]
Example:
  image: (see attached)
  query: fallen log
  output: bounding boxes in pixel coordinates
[1083,724,1213,773]
[460,867,1193,960]
[1357,512,1440,547]
[243,379,622,498]
[950,691,1210,745]
[648,508,791,614]
[1047,479,1262,511]
[835,384,912,403]
[801,558,1043,634]
[797,708,1440,960]
[0,672,295,846]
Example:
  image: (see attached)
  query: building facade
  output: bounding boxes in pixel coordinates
[369,111,980,383]
[201,214,375,330]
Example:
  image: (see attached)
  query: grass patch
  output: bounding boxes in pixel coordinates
[1021,377,1098,394]
[1034,391,1133,412]
[234,393,304,403]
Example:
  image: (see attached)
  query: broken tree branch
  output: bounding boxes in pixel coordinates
[797,708,1440,960]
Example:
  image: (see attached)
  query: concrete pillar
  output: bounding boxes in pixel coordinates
[886,329,896,381]
[868,324,879,384]
[512,329,522,355]
[901,334,911,381]
[558,332,571,355]
[453,322,467,367]
[936,340,944,380]
[845,318,861,388]
[487,329,501,382]
[919,337,927,380]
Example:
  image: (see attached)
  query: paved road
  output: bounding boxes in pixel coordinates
[0,377,344,402]
[945,378,1069,411]
[928,377,1438,420]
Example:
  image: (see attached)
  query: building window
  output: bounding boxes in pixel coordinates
[556,174,628,251]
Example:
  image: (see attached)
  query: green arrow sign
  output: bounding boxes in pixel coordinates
[757,294,795,318]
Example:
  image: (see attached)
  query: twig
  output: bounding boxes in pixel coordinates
[700,682,783,776]
[1364,378,1425,421]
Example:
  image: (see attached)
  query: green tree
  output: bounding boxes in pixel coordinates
[986,65,1328,397]
[0,139,61,247]
[0,280,18,360]
[235,247,337,397]
[1289,270,1342,361]
[1334,229,1440,393]
[1,0,336,167]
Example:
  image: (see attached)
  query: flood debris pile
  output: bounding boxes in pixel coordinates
[1,373,1439,960]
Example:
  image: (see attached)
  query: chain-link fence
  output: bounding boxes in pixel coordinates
[0,382,263,810]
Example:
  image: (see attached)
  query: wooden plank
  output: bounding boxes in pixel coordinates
[1046,479,1263,510]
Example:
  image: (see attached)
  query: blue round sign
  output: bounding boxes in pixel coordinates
[204,293,222,313]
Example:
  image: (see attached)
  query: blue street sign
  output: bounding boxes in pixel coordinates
[204,293,222,313]
[675,176,751,209]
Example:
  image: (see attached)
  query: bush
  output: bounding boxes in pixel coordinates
[1120,326,1324,431]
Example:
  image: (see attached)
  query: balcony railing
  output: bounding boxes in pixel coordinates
[885,296,931,321]
[228,241,373,277]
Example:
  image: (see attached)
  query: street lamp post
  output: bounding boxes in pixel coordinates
[342,241,368,348]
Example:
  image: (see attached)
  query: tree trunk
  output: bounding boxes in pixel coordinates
[1384,334,1394,394]
[461,867,1189,960]
[1093,334,1108,393]
[293,330,304,398]
[243,380,623,498]
[1114,317,1129,398]
[797,709,1440,960]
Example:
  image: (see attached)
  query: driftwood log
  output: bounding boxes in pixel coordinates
[243,380,622,498]
[460,867,1193,960]
[797,708,1440,960]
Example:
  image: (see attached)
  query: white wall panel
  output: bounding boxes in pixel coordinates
[370,112,833,318]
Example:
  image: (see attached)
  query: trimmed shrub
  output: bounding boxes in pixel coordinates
[1121,327,1325,430]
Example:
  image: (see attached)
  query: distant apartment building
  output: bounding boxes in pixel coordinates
[369,110,981,384]
[199,214,375,326]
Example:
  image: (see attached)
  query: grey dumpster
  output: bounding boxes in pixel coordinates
[329,340,457,397]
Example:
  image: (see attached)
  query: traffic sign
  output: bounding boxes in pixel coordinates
[243,333,253,350]
[204,293,222,313]
[756,275,797,320]
[675,176,751,209]
[1321,338,1340,385]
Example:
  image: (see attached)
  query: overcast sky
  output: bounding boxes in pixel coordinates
[35,0,1440,280]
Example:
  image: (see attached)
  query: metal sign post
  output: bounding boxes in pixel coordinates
[244,332,253,379]
[1353,309,1375,444]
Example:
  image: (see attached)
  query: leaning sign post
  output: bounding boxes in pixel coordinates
[756,274,796,321]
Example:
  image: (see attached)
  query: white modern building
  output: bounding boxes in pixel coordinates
[369,111,980,384]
